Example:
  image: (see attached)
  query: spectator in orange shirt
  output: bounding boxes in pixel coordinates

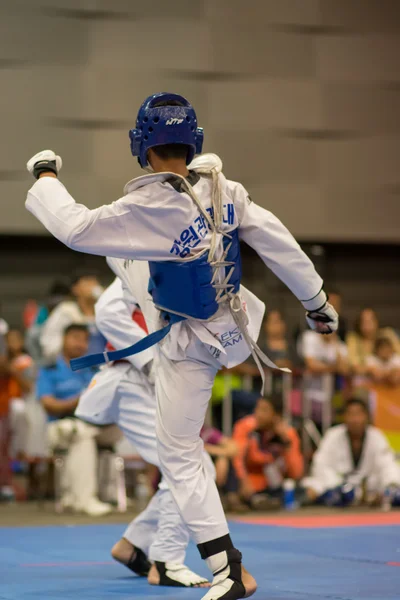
[232,396,303,507]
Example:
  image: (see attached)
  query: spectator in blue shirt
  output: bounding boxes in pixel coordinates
[37,324,121,516]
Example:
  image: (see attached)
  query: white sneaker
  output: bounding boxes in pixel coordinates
[76,498,113,516]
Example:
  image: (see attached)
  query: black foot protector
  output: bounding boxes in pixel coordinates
[154,562,209,587]
[198,535,249,600]
[126,546,151,576]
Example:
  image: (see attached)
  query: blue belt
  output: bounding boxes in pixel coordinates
[70,312,184,372]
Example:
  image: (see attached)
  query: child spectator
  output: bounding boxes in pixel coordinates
[366,337,400,387]
[346,308,400,384]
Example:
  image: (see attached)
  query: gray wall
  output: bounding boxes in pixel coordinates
[1,0,400,241]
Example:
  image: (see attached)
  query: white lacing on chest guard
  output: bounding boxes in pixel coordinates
[180,166,290,395]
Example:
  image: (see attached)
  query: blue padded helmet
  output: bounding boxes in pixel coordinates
[129,92,204,167]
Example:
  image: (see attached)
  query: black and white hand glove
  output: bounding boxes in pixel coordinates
[26,149,62,179]
[302,289,339,335]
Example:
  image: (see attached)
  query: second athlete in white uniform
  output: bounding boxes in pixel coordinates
[77,273,210,588]
[25,92,339,600]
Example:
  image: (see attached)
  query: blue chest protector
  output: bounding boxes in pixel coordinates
[71,230,242,371]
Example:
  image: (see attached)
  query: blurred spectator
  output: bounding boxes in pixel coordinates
[0,311,8,356]
[6,329,35,399]
[0,329,34,499]
[25,280,70,363]
[260,309,298,369]
[301,330,349,380]
[302,398,400,507]
[232,396,303,508]
[346,308,400,383]
[37,324,120,516]
[200,424,238,489]
[300,331,349,424]
[40,270,106,361]
[366,337,400,387]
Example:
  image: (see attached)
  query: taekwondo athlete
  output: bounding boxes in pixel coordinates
[25,92,338,600]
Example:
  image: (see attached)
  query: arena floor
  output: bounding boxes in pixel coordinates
[1,504,400,600]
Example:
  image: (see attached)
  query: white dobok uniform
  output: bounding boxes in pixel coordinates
[77,276,214,564]
[26,153,325,550]
[302,424,400,496]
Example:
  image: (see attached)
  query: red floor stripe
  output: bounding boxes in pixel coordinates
[233,512,400,528]
[21,561,114,567]
[387,562,400,567]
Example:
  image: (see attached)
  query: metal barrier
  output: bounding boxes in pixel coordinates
[219,370,337,455]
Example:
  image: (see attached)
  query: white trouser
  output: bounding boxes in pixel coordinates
[155,340,229,545]
[77,362,216,563]
[9,398,29,458]
[47,419,121,508]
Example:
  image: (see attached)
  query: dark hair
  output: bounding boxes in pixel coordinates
[264,308,285,323]
[257,395,284,417]
[70,269,99,288]
[49,280,70,296]
[374,336,394,354]
[268,308,284,318]
[63,323,89,337]
[149,98,189,161]
[152,99,185,108]
[344,397,369,415]
[151,144,189,161]
[354,308,378,337]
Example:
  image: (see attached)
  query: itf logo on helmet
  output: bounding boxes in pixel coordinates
[166,118,184,126]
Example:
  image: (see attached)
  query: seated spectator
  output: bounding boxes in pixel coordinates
[346,308,400,386]
[232,396,303,508]
[366,337,400,387]
[37,324,121,516]
[200,424,238,489]
[302,398,400,507]
[40,270,106,361]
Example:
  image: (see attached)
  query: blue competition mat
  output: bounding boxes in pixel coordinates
[1,520,399,600]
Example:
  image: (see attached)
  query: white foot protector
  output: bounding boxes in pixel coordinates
[155,562,209,587]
